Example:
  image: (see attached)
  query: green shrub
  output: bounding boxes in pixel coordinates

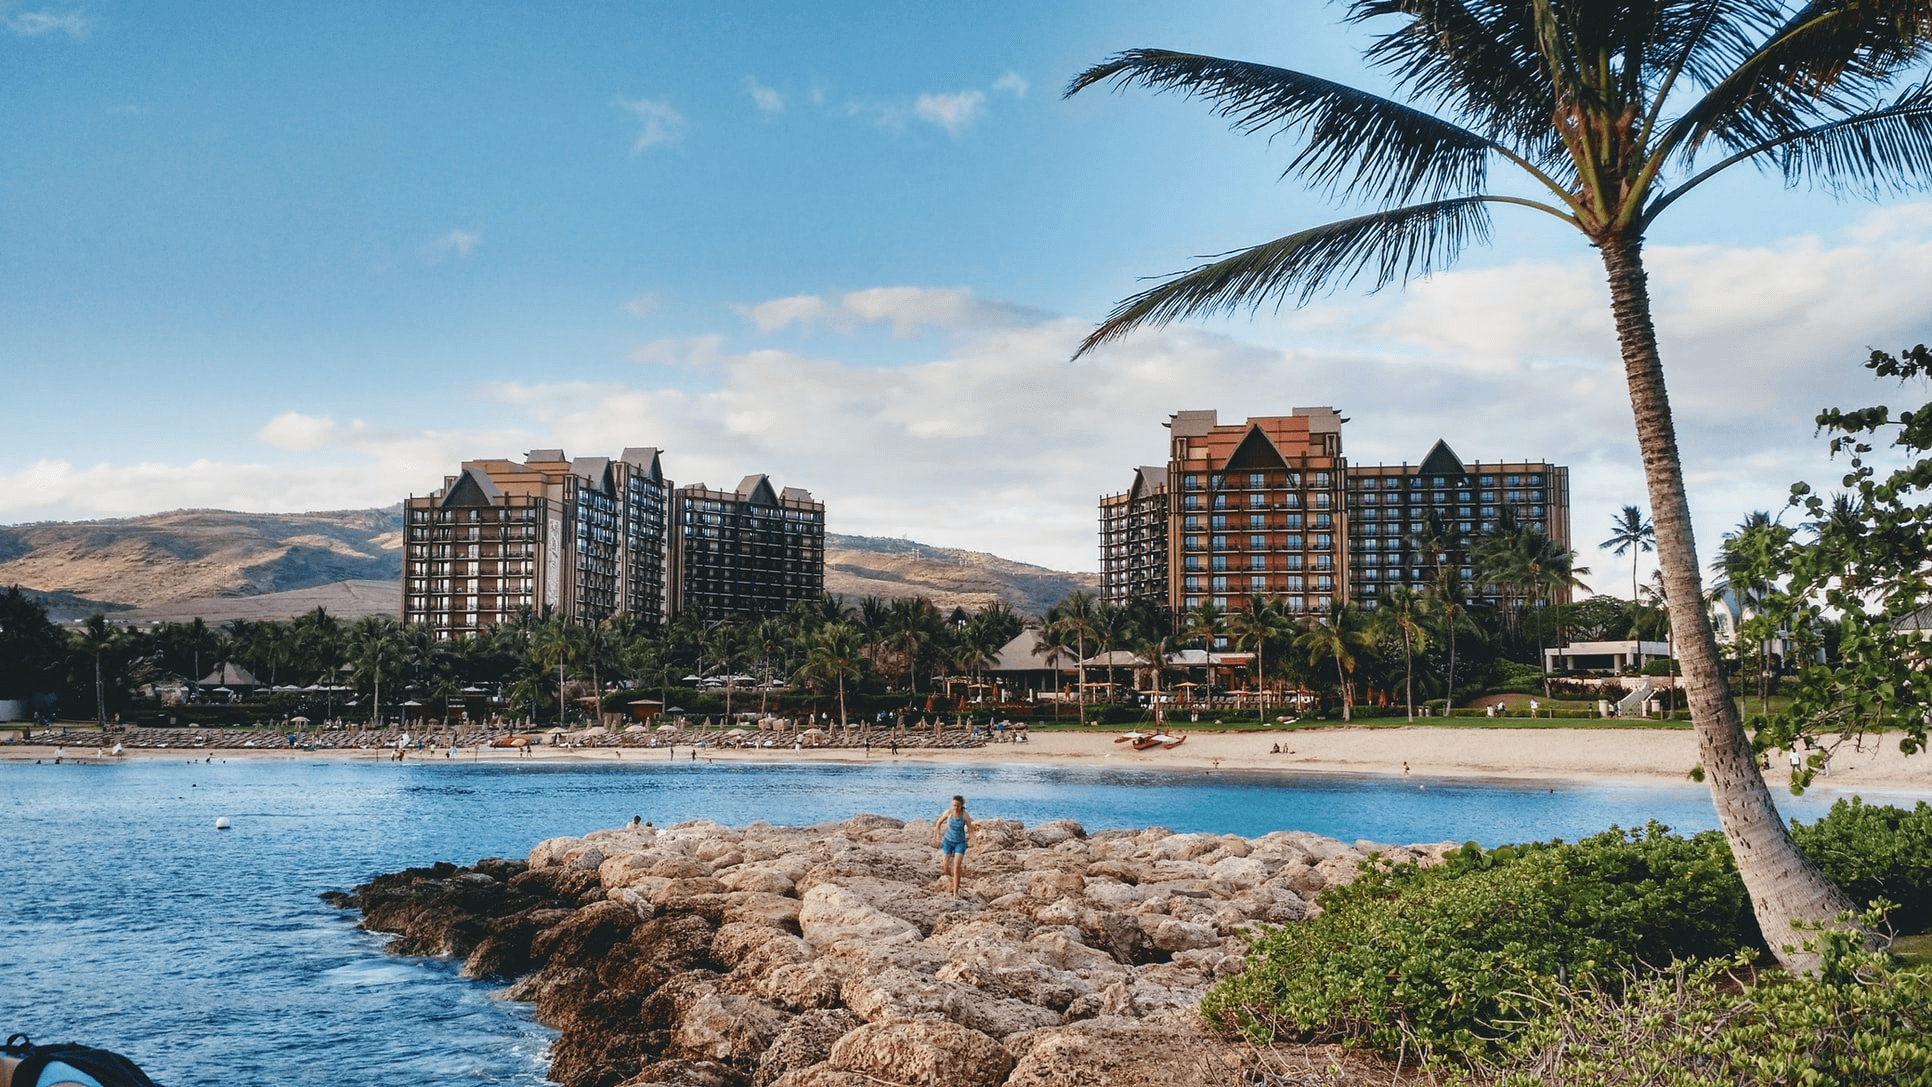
[1202,824,1756,1062]
[1792,798,1932,936]
[1490,940,1932,1086]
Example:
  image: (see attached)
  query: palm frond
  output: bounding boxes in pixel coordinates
[1066,49,1495,204]
[1073,198,1492,358]
[1769,78,1932,193]
[1348,0,1562,156]
[1669,0,1932,154]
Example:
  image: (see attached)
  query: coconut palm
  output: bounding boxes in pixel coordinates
[795,622,866,729]
[1044,591,1102,725]
[1225,594,1294,722]
[529,614,585,727]
[1181,600,1226,704]
[1295,600,1376,721]
[75,613,115,727]
[345,615,404,728]
[1602,505,1658,615]
[1373,586,1431,720]
[1065,1,1932,964]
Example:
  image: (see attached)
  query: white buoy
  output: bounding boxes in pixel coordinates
[215,817,231,830]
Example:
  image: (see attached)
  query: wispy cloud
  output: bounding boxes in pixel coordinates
[616,96,685,153]
[992,71,1028,99]
[622,293,661,317]
[740,286,1037,337]
[5,8,96,38]
[257,411,338,452]
[745,76,784,115]
[435,228,482,257]
[914,90,985,137]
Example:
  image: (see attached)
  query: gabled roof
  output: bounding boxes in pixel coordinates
[442,466,502,508]
[199,662,260,686]
[987,627,1064,672]
[1167,409,1219,437]
[571,456,613,491]
[1417,440,1468,480]
[619,447,664,481]
[524,448,567,464]
[1131,466,1166,498]
[779,486,814,504]
[1223,424,1289,471]
[737,474,779,506]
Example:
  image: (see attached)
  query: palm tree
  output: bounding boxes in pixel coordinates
[1373,586,1430,721]
[345,615,403,728]
[529,615,584,727]
[1225,594,1292,722]
[76,613,115,728]
[796,622,866,729]
[1181,600,1226,705]
[1296,600,1375,721]
[1602,505,1658,618]
[1064,2,1932,963]
[1044,591,1101,726]
[886,597,939,694]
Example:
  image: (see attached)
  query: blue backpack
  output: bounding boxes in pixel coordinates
[3,1034,161,1087]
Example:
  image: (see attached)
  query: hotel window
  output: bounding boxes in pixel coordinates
[1481,506,1497,518]
[1284,554,1304,570]
[1285,575,1303,591]
[1248,554,1266,570]
[1314,472,1331,487]
[1211,534,1228,549]
[1249,534,1266,549]
[1314,513,1333,529]
[1507,475,1522,486]
[1183,515,1201,530]
[1314,533,1333,549]
[1250,575,1267,591]
[1531,489,1545,501]
[1285,472,1302,487]
[1211,555,1229,570]
[1184,576,1201,590]
[1281,493,1301,508]
[1361,508,1377,521]
[1213,494,1228,510]
[1316,575,1334,592]
[1211,576,1229,592]
[1361,552,1379,566]
[1458,506,1472,518]
[1182,494,1200,509]
[1248,513,1266,528]
[1284,596,1306,613]
[1185,596,1202,610]
[1283,533,1304,549]
[1529,475,1544,486]
[1314,492,1332,509]
[1210,515,1228,530]
[1183,555,1201,570]
[1183,474,1201,489]
[1183,535,1201,550]
[1283,514,1303,530]
[1209,474,1225,488]
[1315,555,1334,571]
[1248,472,1266,489]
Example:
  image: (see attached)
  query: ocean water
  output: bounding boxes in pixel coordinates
[1,756,1916,1085]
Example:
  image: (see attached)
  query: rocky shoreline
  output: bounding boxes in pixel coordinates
[331,816,1458,1087]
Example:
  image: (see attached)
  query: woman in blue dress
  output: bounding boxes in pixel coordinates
[931,794,974,895]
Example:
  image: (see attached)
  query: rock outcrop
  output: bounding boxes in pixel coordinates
[334,817,1456,1087]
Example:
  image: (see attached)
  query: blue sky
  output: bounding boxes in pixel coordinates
[5,2,1932,589]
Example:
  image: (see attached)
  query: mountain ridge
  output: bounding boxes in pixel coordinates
[2,510,1096,623]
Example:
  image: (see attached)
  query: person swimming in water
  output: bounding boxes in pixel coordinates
[931,795,974,896]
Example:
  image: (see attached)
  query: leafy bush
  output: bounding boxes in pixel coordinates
[1202,824,1755,1062]
[1792,798,1932,935]
[1640,658,1682,676]
[1490,937,1932,1086]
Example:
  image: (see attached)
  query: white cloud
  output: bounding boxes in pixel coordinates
[914,90,985,137]
[741,285,1034,337]
[745,76,784,115]
[257,411,337,451]
[5,9,95,38]
[11,209,1932,584]
[616,96,685,153]
[622,293,661,317]
[435,228,482,257]
[992,71,1028,99]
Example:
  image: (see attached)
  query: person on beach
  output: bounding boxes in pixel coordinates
[932,795,974,895]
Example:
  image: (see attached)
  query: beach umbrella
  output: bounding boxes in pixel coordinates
[725,727,750,736]
[289,716,310,725]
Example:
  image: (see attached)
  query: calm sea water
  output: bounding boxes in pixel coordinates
[1,756,1917,1086]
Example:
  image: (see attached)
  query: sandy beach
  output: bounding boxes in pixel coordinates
[10,725,1929,796]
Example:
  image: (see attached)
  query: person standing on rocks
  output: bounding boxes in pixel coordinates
[932,795,974,895]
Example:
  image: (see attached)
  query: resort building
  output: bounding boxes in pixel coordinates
[402,448,672,637]
[671,475,825,620]
[1099,412,1573,622]
[1098,466,1169,606]
[404,451,823,635]
[1345,440,1573,609]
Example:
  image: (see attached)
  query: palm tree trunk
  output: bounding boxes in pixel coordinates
[1602,238,1851,972]
[1333,654,1351,722]
[1403,630,1415,721]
